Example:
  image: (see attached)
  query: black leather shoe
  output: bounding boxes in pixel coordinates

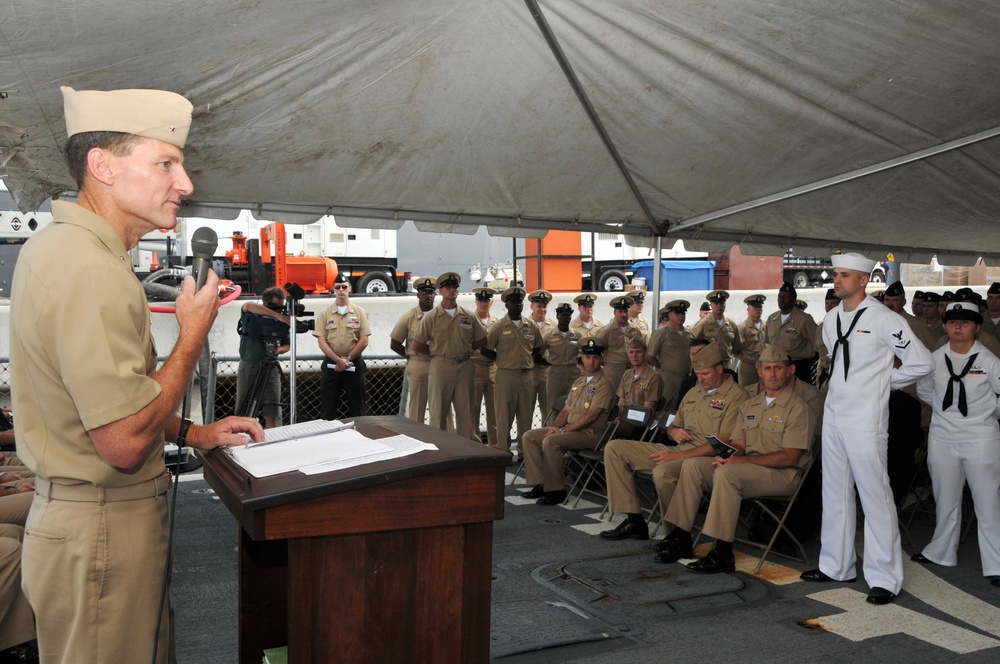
[653,536,694,564]
[800,569,857,583]
[535,490,567,505]
[866,587,896,605]
[599,520,649,541]
[911,552,932,564]
[522,484,545,499]
[687,548,736,574]
[653,532,678,552]
[990,576,1000,588]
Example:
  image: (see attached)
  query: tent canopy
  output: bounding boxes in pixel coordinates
[2,0,999,264]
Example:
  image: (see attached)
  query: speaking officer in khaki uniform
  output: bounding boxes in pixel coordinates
[593,296,647,389]
[763,282,818,384]
[527,290,556,427]
[570,293,604,340]
[412,272,487,440]
[656,346,815,572]
[690,290,743,368]
[599,343,748,549]
[626,286,651,337]
[521,340,615,505]
[390,276,437,423]
[480,288,546,453]
[737,294,767,389]
[315,272,372,419]
[470,287,500,445]
[9,87,263,664]
[544,303,581,420]
[646,300,694,410]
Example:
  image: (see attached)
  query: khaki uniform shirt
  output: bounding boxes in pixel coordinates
[689,315,743,363]
[763,308,817,360]
[544,327,582,366]
[902,311,938,351]
[925,319,948,343]
[630,314,650,339]
[731,388,814,470]
[472,313,501,365]
[564,370,615,437]
[569,315,604,341]
[10,201,164,487]
[743,376,826,433]
[314,301,371,357]
[485,317,544,369]
[738,319,766,364]
[415,305,487,359]
[593,320,645,366]
[531,316,556,378]
[390,306,430,358]
[672,377,748,448]
[618,363,663,406]
[647,325,694,375]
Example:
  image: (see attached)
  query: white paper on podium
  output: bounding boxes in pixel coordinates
[300,433,438,475]
[227,428,391,478]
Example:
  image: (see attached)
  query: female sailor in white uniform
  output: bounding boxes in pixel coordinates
[914,300,1000,587]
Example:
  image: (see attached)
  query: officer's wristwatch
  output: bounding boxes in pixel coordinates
[559,427,566,434]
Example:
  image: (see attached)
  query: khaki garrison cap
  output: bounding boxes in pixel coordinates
[757,345,790,363]
[62,86,194,148]
[691,341,724,370]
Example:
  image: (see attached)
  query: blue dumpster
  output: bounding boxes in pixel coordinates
[631,260,715,291]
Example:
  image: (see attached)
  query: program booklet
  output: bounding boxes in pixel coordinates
[706,434,738,459]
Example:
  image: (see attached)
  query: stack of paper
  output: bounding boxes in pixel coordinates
[227,425,391,478]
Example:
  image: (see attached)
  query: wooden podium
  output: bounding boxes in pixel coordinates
[200,416,509,663]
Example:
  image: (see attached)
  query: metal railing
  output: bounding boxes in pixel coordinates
[0,354,544,435]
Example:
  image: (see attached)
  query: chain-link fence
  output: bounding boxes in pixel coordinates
[0,354,544,436]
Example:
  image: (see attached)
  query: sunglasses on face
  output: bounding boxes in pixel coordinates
[334,284,349,290]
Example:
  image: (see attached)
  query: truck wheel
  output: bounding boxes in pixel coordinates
[792,271,810,290]
[598,270,628,292]
[869,269,885,284]
[357,271,394,293]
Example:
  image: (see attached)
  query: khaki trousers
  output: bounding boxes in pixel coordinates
[545,365,578,423]
[428,358,475,440]
[472,361,497,445]
[22,493,175,664]
[0,492,32,528]
[521,427,598,491]
[531,365,548,428]
[0,524,34,651]
[494,368,534,453]
[406,357,432,424]
[665,457,797,542]
[605,438,696,522]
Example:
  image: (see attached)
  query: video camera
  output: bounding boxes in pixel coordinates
[238,301,314,340]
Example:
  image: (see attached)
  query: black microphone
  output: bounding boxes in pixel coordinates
[190,227,219,290]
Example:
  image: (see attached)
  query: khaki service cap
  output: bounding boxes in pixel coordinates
[706,290,730,303]
[414,276,437,291]
[472,286,496,300]
[437,272,461,288]
[501,287,527,302]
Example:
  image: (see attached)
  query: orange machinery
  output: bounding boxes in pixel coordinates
[225,222,337,294]
[522,230,583,292]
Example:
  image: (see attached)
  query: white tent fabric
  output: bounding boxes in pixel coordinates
[2,0,999,261]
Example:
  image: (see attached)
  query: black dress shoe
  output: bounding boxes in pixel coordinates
[800,569,857,583]
[866,587,896,605]
[910,552,932,564]
[990,576,1000,588]
[535,490,567,505]
[653,531,678,552]
[687,548,736,574]
[653,536,694,564]
[522,484,545,499]
[599,520,649,541]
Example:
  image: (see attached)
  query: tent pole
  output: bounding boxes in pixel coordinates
[651,236,663,323]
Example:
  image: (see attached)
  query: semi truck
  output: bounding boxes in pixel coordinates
[783,249,887,289]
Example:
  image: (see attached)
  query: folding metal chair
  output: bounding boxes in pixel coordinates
[508,394,567,486]
[632,409,677,530]
[733,456,817,574]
